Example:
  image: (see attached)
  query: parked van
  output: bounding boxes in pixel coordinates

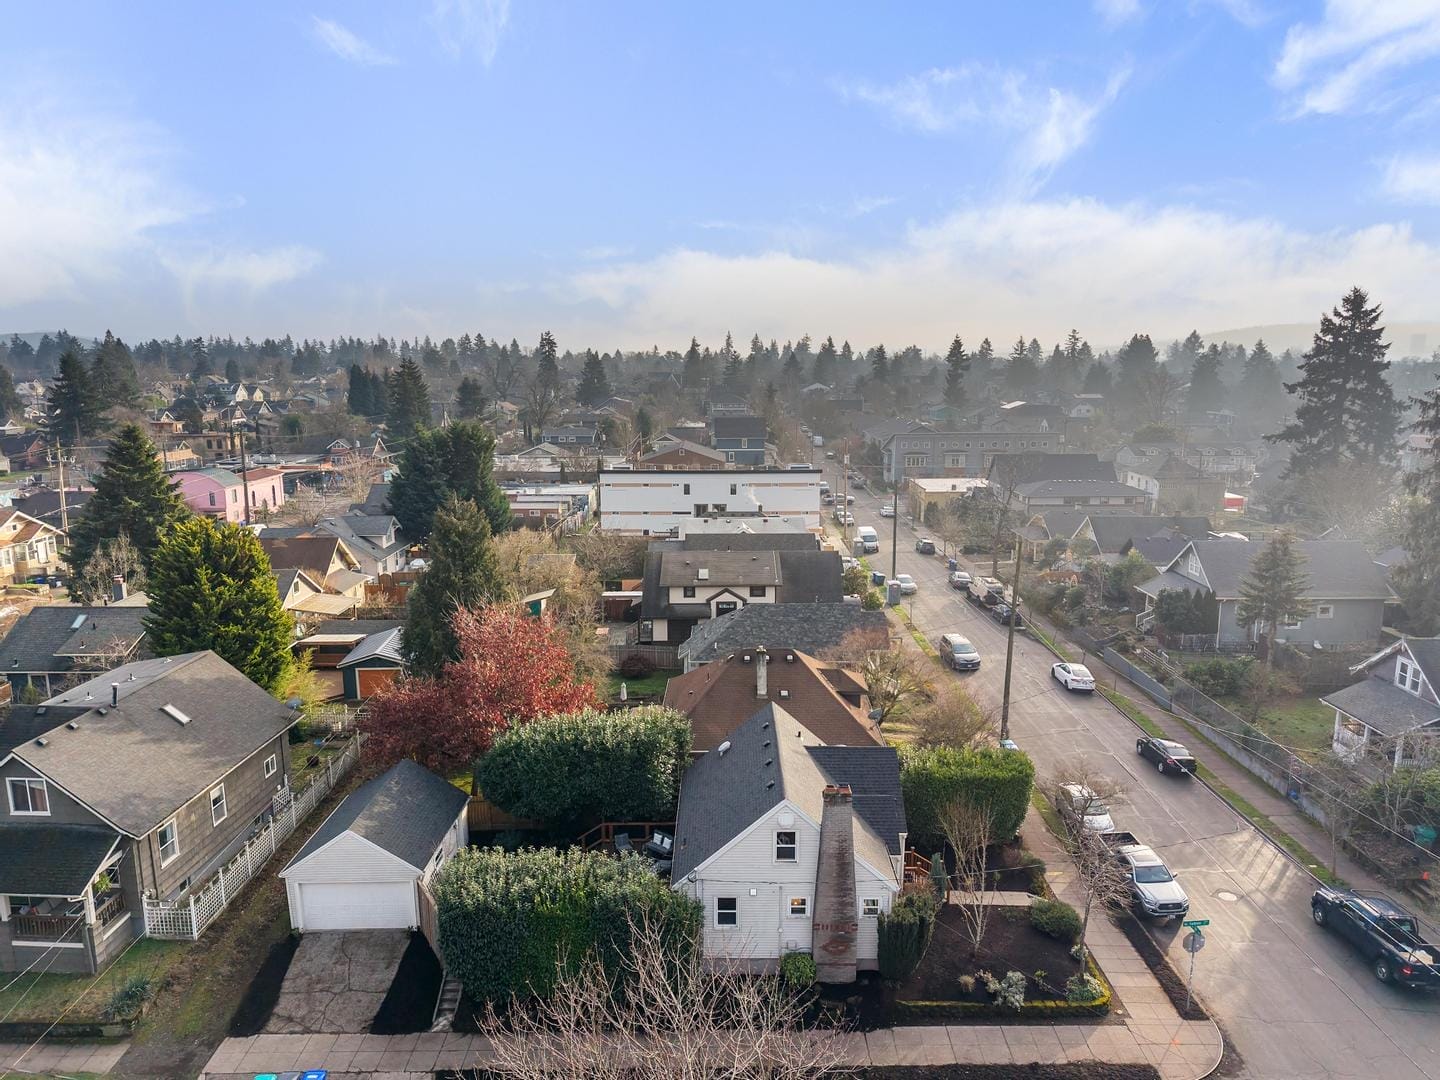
[855,525,879,553]
[938,633,981,671]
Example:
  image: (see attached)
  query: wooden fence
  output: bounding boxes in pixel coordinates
[607,642,679,669]
[417,881,441,958]
[466,796,543,833]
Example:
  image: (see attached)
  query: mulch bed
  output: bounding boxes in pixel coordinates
[904,906,1082,1005]
[227,934,300,1036]
[925,838,1047,896]
[1109,910,1208,1022]
[371,931,444,1034]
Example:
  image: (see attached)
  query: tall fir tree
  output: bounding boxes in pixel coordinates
[0,360,21,422]
[189,337,213,380]
[1004,336,1039,397]
[347,363,373,416]
[387,421,513,540]
[1396,375,1440,634]
[1269,287,1402,480]
[385,356,432,439]
[1235,339,1285,432]
[64,423,190,582]
[455,376,487,419]
[1185,344,1225,418]
[870,345,889,381]
[682,336,705,387]
[144,516,294,692]
[1235,533,1310,666]
[1082,361,1113,396]
[813,336,838,386]
[970,338,995,388]
[944,335,969,409]
[45,349,103,447]
[90,331,140,408]
[403,496,507,678]
[576,349,611,405]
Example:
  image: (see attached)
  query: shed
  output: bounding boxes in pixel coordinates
[336,626,405,700]
[280,760,468,931]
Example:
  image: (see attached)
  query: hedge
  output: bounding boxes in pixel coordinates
[899,745,1036,850]
[476,705,691,830]
[877,890,937,982]
[432,846,700,1003]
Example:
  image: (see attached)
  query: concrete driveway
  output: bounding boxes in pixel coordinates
[264,930,410,1034]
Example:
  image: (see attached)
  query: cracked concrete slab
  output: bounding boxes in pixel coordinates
[264,929,409,1034]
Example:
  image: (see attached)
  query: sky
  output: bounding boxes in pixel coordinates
[5,0,1440,352]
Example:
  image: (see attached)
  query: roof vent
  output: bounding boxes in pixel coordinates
[742,654,752,663]
[779,689,790,699]
[762,740,771,748]
[716,740,731,756]
[766,780,775,789]
[162,703,193,726]
[66,721,78,730]
[764,758,773,767]
[785,653,795,662]
[697,568,709,580]
[34,736,47,747]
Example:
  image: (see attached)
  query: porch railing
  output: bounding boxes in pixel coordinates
[95,890,128,930]
[11,911,83,942]
[578,821,675,851]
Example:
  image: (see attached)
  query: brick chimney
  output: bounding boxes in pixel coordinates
[111,576,127,603]
[754,645,769,699]
[812,784,858,984]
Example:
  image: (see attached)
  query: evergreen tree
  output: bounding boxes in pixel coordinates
[970,338,995,388]
[45,349,102,446]
[1185,344,1225,418]
[144,516,294,692]
[781,350,803,387]
[944,335,969,409]
[576,349,611,405]
[636,407,654,444]
[1167,330,1204,370]
[745,334,765,386]
[1112,333,1159,412]
[870,345,889,381]
[385,356,432,439]
[388,421,512,540]
[64,423,190,582]
[682,337,705,387]
[813,336,838,386]
[91,331,141,408]
[403,496,507,678]
[1082,361,1113,396]
[1269,287,1401,480]
[6,335,35,374]
[224,357,241,383]
[347,363,373,416]
[456,376,487,419]
[0,360,22,422]
[1235,533,1310,665]
[1004,336,1039,397]
[189,337,213,380]
[1234,341,1284,433]
[1397,375,1440,634]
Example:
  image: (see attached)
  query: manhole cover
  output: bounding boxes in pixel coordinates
[1216,890,1239,902]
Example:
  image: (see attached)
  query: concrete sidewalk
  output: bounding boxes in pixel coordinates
[0,1039,128,1076]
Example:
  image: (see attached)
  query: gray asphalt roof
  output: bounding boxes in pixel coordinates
[0,606,149,674]
[658,551,781,588]
[282,759,468,873]
[988,453,1116,484]
[710,415,768,440]
[1087,515,1210,552]
[678,604,889,665]
[1015,479,1151,499]
[12,652,297,836]
[0,824,121,895]
[338,626,405,667]
[1164,539,1391,600]
[1322,679,1440,737]
[670,704,902,883]
[1034,509,1091,540]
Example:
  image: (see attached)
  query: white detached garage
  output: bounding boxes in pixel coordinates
[281,759,469,932]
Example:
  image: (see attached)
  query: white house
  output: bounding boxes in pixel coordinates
[280,760,469,932]
[669,704,906,981]
[1323,638,1440,770]
[598,467,823,534]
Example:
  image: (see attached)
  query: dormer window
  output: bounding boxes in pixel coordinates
[1397,657,1423,696]
[1185,553,1200,578]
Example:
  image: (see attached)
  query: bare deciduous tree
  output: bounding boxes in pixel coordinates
[1068,827,1135,965]
[858,646,934,725]
[71,533,146,606]
[938,798,995,957]
[479,914,844,1080]
[909,681,996,750]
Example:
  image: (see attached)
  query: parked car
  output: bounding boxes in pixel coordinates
[914,538,936,555]
[834,510,855,526]
[821,492,835,505]
[845,494,856,505]
[1057,783,1114,834]
[895,574,918,595]
[879,504,895,518]
[855,526,879,553]
[990,602,1024,627]
[825,449,836,459]
[1311,888,1440,988]
[949,570,972,589]
[938,633,981,671]
[1104,832,1190,920]
[1136,736,1196,776]
[1051,662,1095,691]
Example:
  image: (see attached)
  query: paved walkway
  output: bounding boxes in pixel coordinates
[0,1039,128,1076]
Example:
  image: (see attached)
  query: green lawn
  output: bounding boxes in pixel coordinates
[288,737,350,786]
[606,668,676,700]
[0,937,189,1024]
[1220,693,1334,758]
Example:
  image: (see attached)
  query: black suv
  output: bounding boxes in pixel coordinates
[1311,887,1440,988]
[990,603,1024,628]
[914,538,936,555]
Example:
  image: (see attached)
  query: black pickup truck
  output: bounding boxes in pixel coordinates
[1311,887,1440,988]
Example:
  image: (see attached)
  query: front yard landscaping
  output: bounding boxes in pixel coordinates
[1217,693,1333,758]
[0,937,187,1028]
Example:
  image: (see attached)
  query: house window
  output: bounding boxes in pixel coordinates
[682,586,697,598]
[788,896,809,917]
[715,897,738,926]
[158,819,180,865]
[1397,658,1423,695]
[207,492,216,507]
[1316,604,1334,620]
[210,784,228,826]
[726,452,735,462]
[263,754,278,778]
[730,484,737,496]
[862,898,882,917]
[749,585,766,598]
[683,484,690,495]
[904,454,927,468]
[775,831,798,861]
[6,777,49,815]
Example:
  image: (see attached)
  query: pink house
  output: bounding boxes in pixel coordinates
[242,468,288,516]
[174,468,248,524]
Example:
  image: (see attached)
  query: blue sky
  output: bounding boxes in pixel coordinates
[4,0,1440,350]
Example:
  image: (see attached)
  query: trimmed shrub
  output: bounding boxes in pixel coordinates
[899,745,1036,849]
[780,951,817,990]
[103,973,154,1021]
[1066,972,1104,1004]
[982,969,1027,1010]
[1183,657,1250,698]
[877,890,937,983]
[618,652,655,678]
[1021,849,1048,896]
[477,705,691,830]
[1030,898,1082,942]
[432,847,700,1003]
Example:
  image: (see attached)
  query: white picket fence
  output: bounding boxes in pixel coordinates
[143,737,364,941]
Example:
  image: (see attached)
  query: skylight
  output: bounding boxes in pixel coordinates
[70,614,86,630]
[162,703,193,726]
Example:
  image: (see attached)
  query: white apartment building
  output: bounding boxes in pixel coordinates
[598,467,823,534]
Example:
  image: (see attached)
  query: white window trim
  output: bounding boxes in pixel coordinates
[787,895,810,917]
[714,897,738,927]
[1397,658,1423,696]
[774,830,798,862]
[263,754,278,778]
[158,819,180,866]
[6,777,49,816]
[862,897,882,917]
[210,784,228,826]
[1316,604,1334,620]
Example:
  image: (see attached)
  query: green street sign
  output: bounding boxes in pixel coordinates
[1182,919,1210,929]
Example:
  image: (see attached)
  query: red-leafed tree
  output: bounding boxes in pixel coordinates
[361,605,600,787]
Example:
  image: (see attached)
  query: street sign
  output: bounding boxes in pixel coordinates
[1182,931,1207,954]
[1182,919,1210,929]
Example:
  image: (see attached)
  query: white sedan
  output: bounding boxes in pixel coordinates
[895,574,918,595]
[879,504,895,518]
[1052,662,1096,692]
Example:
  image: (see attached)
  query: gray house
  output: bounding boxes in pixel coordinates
[1323,639,1440,770]
[0,606,150,696]
[710,415,769,465]
[882,430,1061,485]
[0,652,296,973]
[677,603,890,672]
[1137,539,1390,650]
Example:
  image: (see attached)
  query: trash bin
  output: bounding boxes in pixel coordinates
[886,580,901,606]
[948,558,958,572]
[871,570,886,587]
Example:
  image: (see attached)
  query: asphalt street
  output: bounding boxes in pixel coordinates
[828,460,1440,1080]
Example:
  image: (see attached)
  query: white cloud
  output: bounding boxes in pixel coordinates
[566,198,1440,349]
[838,64,1129,191]
[1096,0,1142,25]
[846,195,899,218]
[159,246,323,297]
[1275,0,1440,115]
[1382,152,1440,202]
[310,16,396,67]
[430,0,510,64]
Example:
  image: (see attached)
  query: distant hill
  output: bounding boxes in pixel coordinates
[1197,321,1440,358]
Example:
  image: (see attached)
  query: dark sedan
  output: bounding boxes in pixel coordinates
[1136,736,1197,776]
[990,603,1024,628]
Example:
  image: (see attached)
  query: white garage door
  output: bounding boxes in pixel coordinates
[298,881,415,931]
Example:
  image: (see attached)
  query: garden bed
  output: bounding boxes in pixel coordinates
[922,838,1047,896]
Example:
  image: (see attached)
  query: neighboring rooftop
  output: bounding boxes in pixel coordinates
[678,603,889,666]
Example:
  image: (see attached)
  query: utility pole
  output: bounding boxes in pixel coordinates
[999,529,1025,741]
[839,454,850,548]
[886,433,900,581]
[53,450,69,533]
[232,422,253,527]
